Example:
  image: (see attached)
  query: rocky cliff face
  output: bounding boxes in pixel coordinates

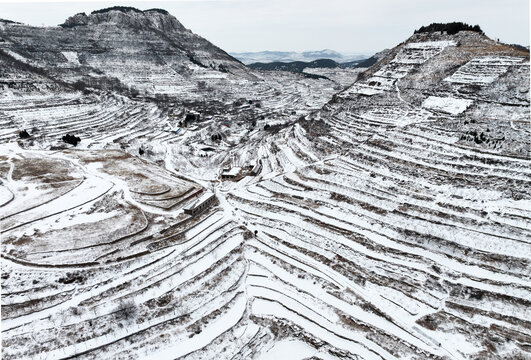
[0,7,251,97]
[61,8,188,33]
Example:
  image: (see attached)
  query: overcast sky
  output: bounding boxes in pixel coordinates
[0,0,528,54]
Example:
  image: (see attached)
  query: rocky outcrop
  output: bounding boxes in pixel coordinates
[61,7,188,33]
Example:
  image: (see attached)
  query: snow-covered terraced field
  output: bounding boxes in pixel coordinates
[422,96,473,115]
[0,144,254,359]
[444,56,525,85]
[342,40,457,97]
[222,105,531,358]
[1,24,530,360]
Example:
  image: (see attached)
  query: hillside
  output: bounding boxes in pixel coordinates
[0,6,251,97]
[1,16,530,360]
[0,7,341,150]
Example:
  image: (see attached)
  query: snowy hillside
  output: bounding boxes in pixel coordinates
[1,13,530,360]
[0,6,252,98]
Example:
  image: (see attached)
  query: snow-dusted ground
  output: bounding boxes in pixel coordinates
[422,96,473,115]
[1,30,530,360]
[444,56,524,85]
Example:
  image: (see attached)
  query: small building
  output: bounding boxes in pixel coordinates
[183,191,216,216]
[221,166,241,179]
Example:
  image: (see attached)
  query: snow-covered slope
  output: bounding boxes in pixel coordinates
[0,7,251,97]
[1,19,530,360]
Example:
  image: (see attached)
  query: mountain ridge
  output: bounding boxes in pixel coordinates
[0,6,252,98]
[247,57,379,73]
[231,49,370,64]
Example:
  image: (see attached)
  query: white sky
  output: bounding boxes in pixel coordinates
[0,0,528,54]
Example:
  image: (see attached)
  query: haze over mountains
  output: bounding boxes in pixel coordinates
[230,49,370,65]
[1,7,530,360]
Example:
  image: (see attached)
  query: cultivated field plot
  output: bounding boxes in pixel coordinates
[1,144,253,360]
[0,145,204,265]
[225,136,531,358]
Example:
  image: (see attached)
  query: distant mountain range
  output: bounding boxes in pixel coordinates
[247,57,378,73]
[230,49,370,65]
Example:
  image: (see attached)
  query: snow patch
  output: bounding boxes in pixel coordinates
[405,40,457,49]
[61,51,81,65]
[4,49,30,63]
[392,40,457,64]
[422,96,473,115]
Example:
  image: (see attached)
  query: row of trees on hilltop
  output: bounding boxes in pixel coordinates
[414,22,483,35]
[91,6,168,15]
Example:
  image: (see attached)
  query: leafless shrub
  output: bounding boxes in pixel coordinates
[114,300,138,322]
[70,306,84,316]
